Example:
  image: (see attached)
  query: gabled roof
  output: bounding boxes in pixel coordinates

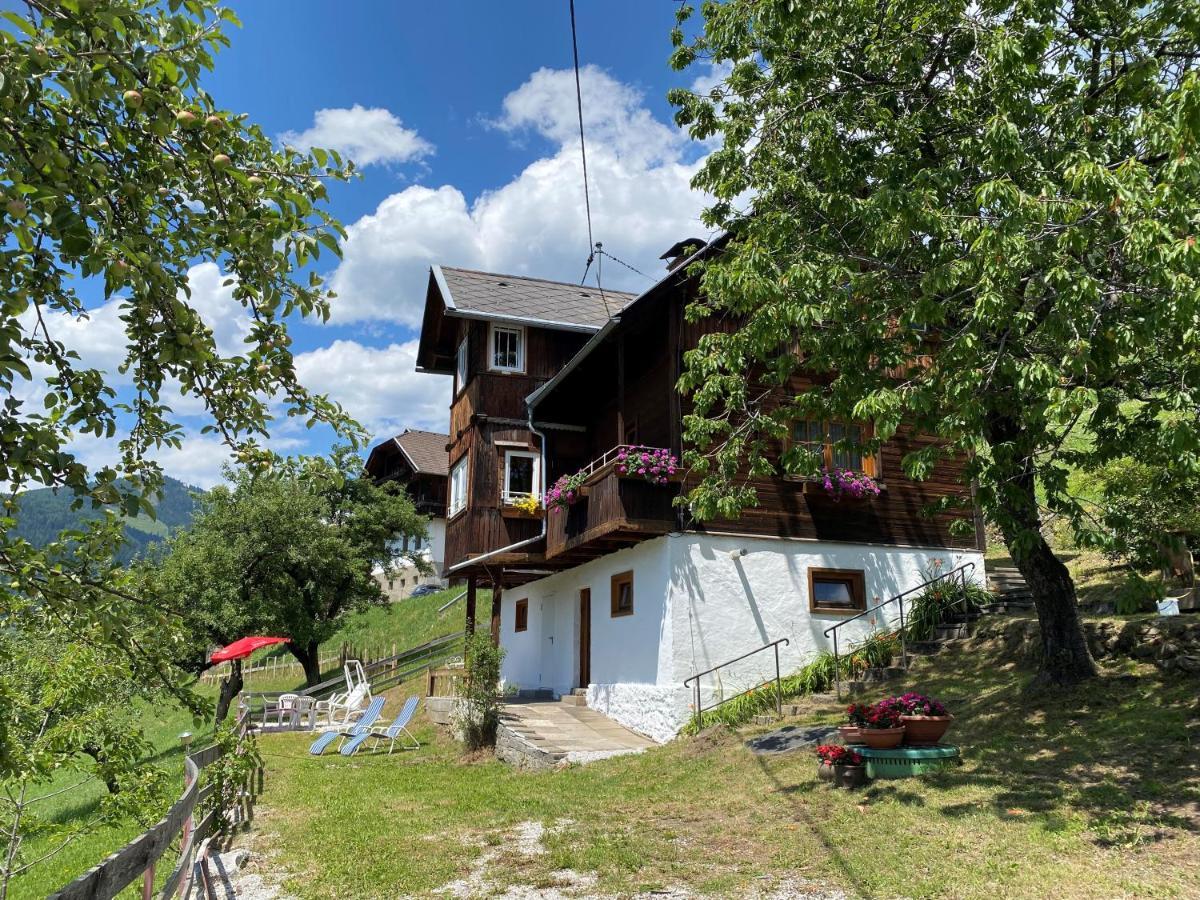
[392,429,449,476]
[365,429,449,479]
[434,266,636,331]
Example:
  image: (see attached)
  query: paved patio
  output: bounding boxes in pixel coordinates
[499,699,658,764]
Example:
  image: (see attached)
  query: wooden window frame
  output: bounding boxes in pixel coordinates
[488,323,526,374]
[807,567,867,615]
[514,598,529,633]
[610,570,634,618]
[784,420,879,478]
[454,335,469,396]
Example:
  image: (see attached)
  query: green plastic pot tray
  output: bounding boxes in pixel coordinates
[857,745,961,779]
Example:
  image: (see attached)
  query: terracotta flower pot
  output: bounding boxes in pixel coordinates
[835,764,868,789]
[901,714,954,745]
[860,726,906,749]
[817,761,836,783]
[838,725,864,744]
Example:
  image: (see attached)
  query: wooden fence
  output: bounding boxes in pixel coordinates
[48,709,260,900]
[199,642,414,685]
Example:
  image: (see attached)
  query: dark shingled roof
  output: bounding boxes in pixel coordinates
[392,429,448,477]
[437,266,636,330]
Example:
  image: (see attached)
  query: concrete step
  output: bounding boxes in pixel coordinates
[559,694,587,707]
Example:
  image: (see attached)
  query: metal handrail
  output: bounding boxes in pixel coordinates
[823,561,976,698]
[683,637,791,722]
[575,443,676,482]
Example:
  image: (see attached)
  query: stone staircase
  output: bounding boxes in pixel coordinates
[984,565,1036,613]
[559,688,588,707]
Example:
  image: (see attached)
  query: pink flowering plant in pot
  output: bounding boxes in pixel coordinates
[821,467,881,501]
[616,445,679,485]
[859,696,907,749]
[543,472,587,512]
[897,692,954,745]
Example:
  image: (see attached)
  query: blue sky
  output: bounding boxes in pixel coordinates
[36,2,721,487]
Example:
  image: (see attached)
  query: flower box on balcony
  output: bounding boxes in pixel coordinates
[500,505,544,520]
[783,470,885,500]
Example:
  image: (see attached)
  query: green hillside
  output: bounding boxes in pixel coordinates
[11,476,203,564]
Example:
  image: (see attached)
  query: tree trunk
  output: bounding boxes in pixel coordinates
[987,417,1097,687]
[288,640,323,687]
[215,659,243,723]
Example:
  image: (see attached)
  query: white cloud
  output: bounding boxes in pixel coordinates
[279,105,433,168]
[325,66,713,326]
[66,429,239,490]
[293,339,450,441]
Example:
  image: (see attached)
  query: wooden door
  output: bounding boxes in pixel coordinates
[578,588,591,688]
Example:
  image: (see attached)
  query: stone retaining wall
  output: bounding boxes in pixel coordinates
[969,615,1200,673]
[494,722,563,771]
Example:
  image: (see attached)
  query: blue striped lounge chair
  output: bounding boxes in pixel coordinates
[340,696,421,756]
[308,696,385,755]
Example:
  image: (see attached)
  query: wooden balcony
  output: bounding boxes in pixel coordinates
[545,464,680,563]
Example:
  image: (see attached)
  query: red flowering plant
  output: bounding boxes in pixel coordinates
[815,744,863,766]
[863,697,906,729]
[845,703,872,727]
[897,692,949,717]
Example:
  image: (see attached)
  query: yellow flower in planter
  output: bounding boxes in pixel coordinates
[513,494,541,516]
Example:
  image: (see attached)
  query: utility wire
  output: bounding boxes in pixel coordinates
[569,0,595,281]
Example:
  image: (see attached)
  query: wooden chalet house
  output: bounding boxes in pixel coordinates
[364,428,450,598]
[412,247,985,741]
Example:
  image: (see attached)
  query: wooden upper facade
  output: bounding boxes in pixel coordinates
[364,428,449,517]
[413,247,982,586]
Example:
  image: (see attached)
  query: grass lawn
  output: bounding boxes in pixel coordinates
[13,587,489,899]
[246,641,1199,899]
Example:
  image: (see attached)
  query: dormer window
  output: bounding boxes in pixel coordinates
[489,324,525,374]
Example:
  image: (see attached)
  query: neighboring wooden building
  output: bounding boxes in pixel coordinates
[364,428,450,599]
[412,246,985,740]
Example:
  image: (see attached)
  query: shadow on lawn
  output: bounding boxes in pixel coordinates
[764,647,1200,848]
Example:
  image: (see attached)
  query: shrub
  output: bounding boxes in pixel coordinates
[453,631,505,750]
[1114,572,1166,615]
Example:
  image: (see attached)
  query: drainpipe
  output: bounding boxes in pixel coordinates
[443,405,549,577]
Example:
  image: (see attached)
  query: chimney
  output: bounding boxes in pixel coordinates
[659,237,707,271]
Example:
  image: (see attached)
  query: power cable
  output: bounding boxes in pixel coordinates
[569,0,595,273]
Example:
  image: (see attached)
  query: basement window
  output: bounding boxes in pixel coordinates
[610,570,634,618]
[808,568,866,614]
[514,599,528,633]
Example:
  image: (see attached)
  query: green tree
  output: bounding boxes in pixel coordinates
[0,0,358,708]
[0,574,186,900]
[151,449,430,705]
[669,0,1200,685]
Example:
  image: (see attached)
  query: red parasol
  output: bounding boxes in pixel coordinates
[210,636,289,664]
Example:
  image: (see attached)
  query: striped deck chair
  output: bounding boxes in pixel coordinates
[308,696,385,756]
[340,696,421,756]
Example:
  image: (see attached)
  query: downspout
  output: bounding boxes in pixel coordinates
[443,401,549,577]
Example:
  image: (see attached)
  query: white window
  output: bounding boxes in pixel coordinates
[489,324,524,373]
[455,336,468,394]
[502,450,540,504]
[449,456,468,517]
